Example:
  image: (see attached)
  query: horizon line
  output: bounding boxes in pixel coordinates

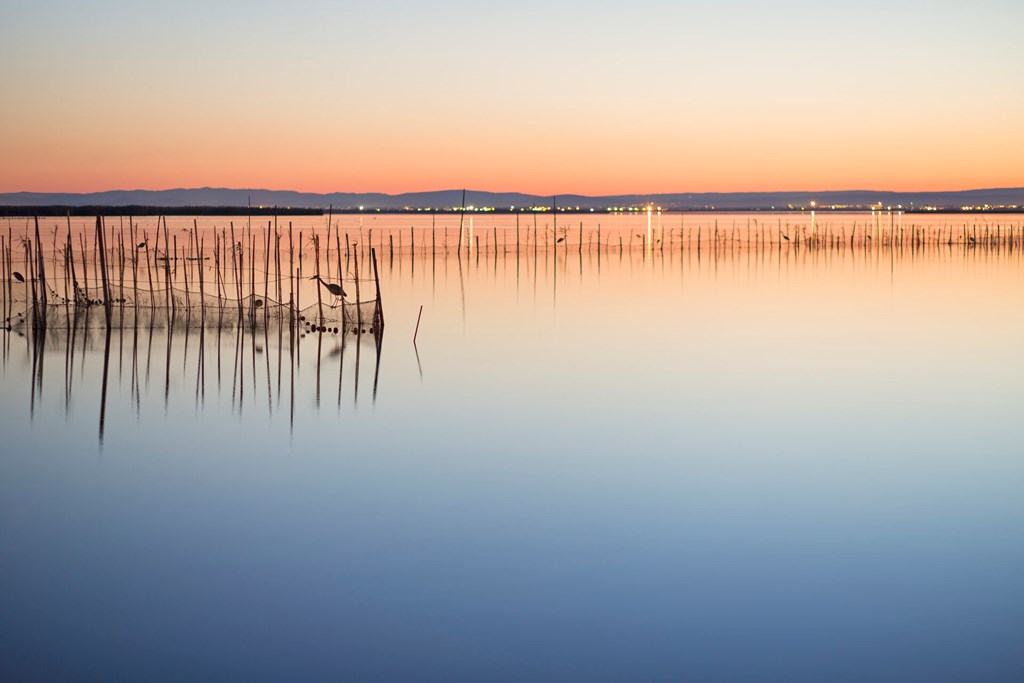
[5,184,1024,197]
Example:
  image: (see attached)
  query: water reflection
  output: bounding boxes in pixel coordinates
[14,316,384,446]
[2,214,1024,682]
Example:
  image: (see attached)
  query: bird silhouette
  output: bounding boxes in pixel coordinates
[12,271,24,282]
[310,275,347,305]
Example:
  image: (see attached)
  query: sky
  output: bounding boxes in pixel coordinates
[1,0,1022,195]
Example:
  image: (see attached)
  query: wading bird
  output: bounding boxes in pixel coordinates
[310,275,347,306]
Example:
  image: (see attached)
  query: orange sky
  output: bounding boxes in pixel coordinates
[2,2,1022,195]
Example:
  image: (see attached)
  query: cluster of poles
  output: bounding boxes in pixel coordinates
[3,211,1022,333]
[379,212,1024,259]
[1,214,385,337]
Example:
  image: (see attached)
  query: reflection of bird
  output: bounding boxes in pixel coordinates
[310,275,347,306]
[12,271,24,282]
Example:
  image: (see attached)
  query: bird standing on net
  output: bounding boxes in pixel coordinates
[310,275,347,307]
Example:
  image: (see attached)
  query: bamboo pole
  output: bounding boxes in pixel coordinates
[353,247,362,334]
[97,216,112,323]
[314,235,324,327]
[198,231,206,321]
[289,222,295,329]
[27,237,38,326]
[162,217,173,318]
[371,247,383,333]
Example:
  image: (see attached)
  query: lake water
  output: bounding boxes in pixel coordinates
[2,212,1023,681]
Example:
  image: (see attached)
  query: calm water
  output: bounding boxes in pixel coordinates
[2,213,1024,682]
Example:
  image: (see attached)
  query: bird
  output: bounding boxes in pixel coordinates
[556,236,565,243]
[310,275,347,306]
[12,271,24,282]
[782,234,790,241]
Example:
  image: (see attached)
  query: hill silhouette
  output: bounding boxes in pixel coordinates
[2,187,1022,211]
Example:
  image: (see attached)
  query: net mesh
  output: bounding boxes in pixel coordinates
[2,285,381,332]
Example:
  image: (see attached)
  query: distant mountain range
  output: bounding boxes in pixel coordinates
[2,187,1022,211]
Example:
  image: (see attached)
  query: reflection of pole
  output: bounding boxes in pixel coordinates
[413,304,423,345]
[261,325,270,417]
[200,325,207,408]
[166,315,175,411]
[289,311,295,433]
[30,327,43,422]
[457,253,466,325]
[353,330,361,406]
[372,328,382,404]
[315,326,322,408]
[337,308,346,409]
[99,326,112,446]
[65,315,74,411]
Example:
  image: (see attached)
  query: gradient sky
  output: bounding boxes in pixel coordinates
[2,0,1022,195]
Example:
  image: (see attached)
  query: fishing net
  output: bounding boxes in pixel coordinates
[1,284,381,333]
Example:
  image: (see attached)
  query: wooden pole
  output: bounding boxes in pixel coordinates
[33,217,48,328]
[97,216,112,323]
[371,247,384,333]
[314,235,324,326]
[353,247,362,333]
